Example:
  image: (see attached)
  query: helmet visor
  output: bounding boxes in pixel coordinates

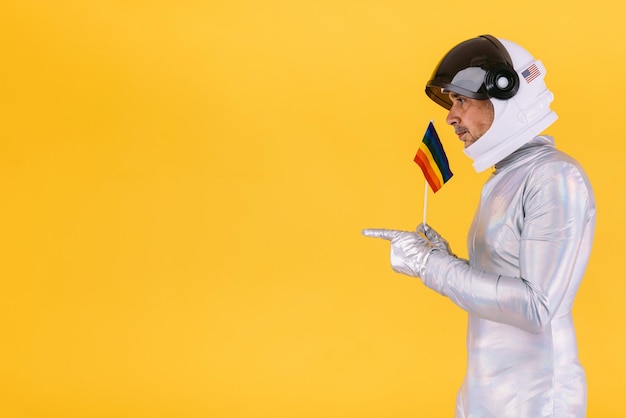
[425,35,514,109]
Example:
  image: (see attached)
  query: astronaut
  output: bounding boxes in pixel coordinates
[363,35,595,417]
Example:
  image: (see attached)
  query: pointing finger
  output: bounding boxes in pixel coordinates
[361,228,400,240]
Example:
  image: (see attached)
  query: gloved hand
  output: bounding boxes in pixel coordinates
[416,223,453,255]
[362,228,437,278]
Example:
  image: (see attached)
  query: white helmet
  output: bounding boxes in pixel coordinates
[425,35,557,172]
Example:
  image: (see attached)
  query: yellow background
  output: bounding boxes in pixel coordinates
[1,1,623,417]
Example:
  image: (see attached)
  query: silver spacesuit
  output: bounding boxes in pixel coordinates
[363,35,595,417]
[425,135,595,417]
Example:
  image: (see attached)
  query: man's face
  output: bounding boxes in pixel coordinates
[445,92,495,148]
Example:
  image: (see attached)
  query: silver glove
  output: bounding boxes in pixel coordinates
[362,228,437,278]
[416,223,453,255]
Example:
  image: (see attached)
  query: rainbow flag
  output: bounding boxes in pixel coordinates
[413,121,453,193]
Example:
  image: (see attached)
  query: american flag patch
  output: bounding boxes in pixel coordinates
[521,63,540,83]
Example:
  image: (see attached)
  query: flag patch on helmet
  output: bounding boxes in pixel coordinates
[522,63,540,83]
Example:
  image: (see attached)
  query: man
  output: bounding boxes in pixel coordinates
[363,35,595,417]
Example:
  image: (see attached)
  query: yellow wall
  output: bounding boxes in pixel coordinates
[1,1,623,416]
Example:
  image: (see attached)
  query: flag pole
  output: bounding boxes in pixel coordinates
[422,180,428,226]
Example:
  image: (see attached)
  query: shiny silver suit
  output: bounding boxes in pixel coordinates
[423,136,596,417]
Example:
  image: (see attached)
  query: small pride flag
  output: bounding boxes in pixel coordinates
[413,121,453,193]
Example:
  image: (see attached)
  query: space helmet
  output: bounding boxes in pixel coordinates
[425,35,557,172]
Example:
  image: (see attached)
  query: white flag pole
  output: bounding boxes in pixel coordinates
[422,180,428,226]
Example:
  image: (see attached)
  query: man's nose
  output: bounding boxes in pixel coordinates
[446,109,458,125]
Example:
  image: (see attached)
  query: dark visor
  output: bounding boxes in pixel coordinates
[425,35,514,109]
